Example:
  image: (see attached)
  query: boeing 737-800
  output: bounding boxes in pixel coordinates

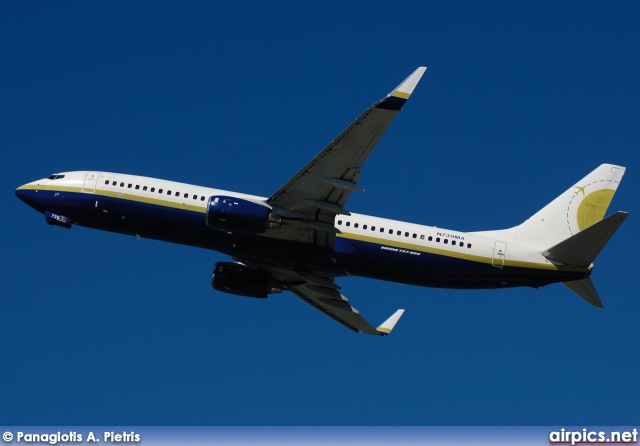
[15,67,629,335]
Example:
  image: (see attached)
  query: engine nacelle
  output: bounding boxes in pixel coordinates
[212,262,283,299]
[206,196,281,234]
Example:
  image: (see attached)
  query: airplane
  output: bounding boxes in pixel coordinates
[15,67,629,335]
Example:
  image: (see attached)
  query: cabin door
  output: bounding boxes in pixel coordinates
[82,171,101,193]
[492,241,507,268]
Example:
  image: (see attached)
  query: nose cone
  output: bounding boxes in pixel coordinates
[16,184,44,212]
[15,185,29,203]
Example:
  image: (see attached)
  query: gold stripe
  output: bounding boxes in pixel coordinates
[337,232,587,273]
[93,189,206,213]
[339,232,489,263]
[392,91,410,99]
[19,184,207,214]
[17,184,83,193]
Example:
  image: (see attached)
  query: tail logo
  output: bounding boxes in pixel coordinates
[576,189,615,231]
[567,180,618,234]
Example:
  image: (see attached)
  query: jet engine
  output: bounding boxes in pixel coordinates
[206,196,281,233]
[212,262,283,299]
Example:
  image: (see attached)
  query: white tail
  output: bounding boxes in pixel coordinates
[514,164,626,249]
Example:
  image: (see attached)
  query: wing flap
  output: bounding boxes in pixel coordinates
[288,283,403,335]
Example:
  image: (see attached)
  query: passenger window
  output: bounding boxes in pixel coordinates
[354,223,359,228]
[120,182,124,187]
[167,190,171,195]
[389,229,393,234]
[193,195,198,200]
[200,196,205,201]
[159,189,163,194]
[112,181,116,186]
[467,243,472,249]
[151,187,155,192]
[371,226,375,231]
[337,220,342,225]
[380,228,384,233]
[413,234,417,238]
[397,231,401,236]
[420,235,424,240]
[143,186,148,191]
[346,222,351,227]
[428,236,433,241]
[128,184,132,188]
[175,192,179,196]
[135,185,140,190]
[405,232,409,237]
[363,225,367,230]
[436,238,440,242]
[184,193,188,198]
[104,180,109,185]
[452,240,456,246]
[444,239,448,244]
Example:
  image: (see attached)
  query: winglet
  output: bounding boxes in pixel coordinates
[392,67,427,98]
[375,67,427,111]
[376,309,405,335]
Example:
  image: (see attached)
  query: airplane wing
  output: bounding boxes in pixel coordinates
[265,67,426,247]
[288,282,405,335]
[234,69,424,334]
[237,261,404,335]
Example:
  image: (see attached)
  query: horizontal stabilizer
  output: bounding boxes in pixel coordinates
[563,278,603,307]
[542,211,628,267]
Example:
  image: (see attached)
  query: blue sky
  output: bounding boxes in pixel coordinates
[2,2,639,425]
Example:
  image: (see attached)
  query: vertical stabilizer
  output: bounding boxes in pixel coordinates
[516,164,625,249]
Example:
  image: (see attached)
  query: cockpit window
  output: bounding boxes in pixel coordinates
[47,174,65,180]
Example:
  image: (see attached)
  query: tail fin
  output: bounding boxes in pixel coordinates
[516,164,626,249]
